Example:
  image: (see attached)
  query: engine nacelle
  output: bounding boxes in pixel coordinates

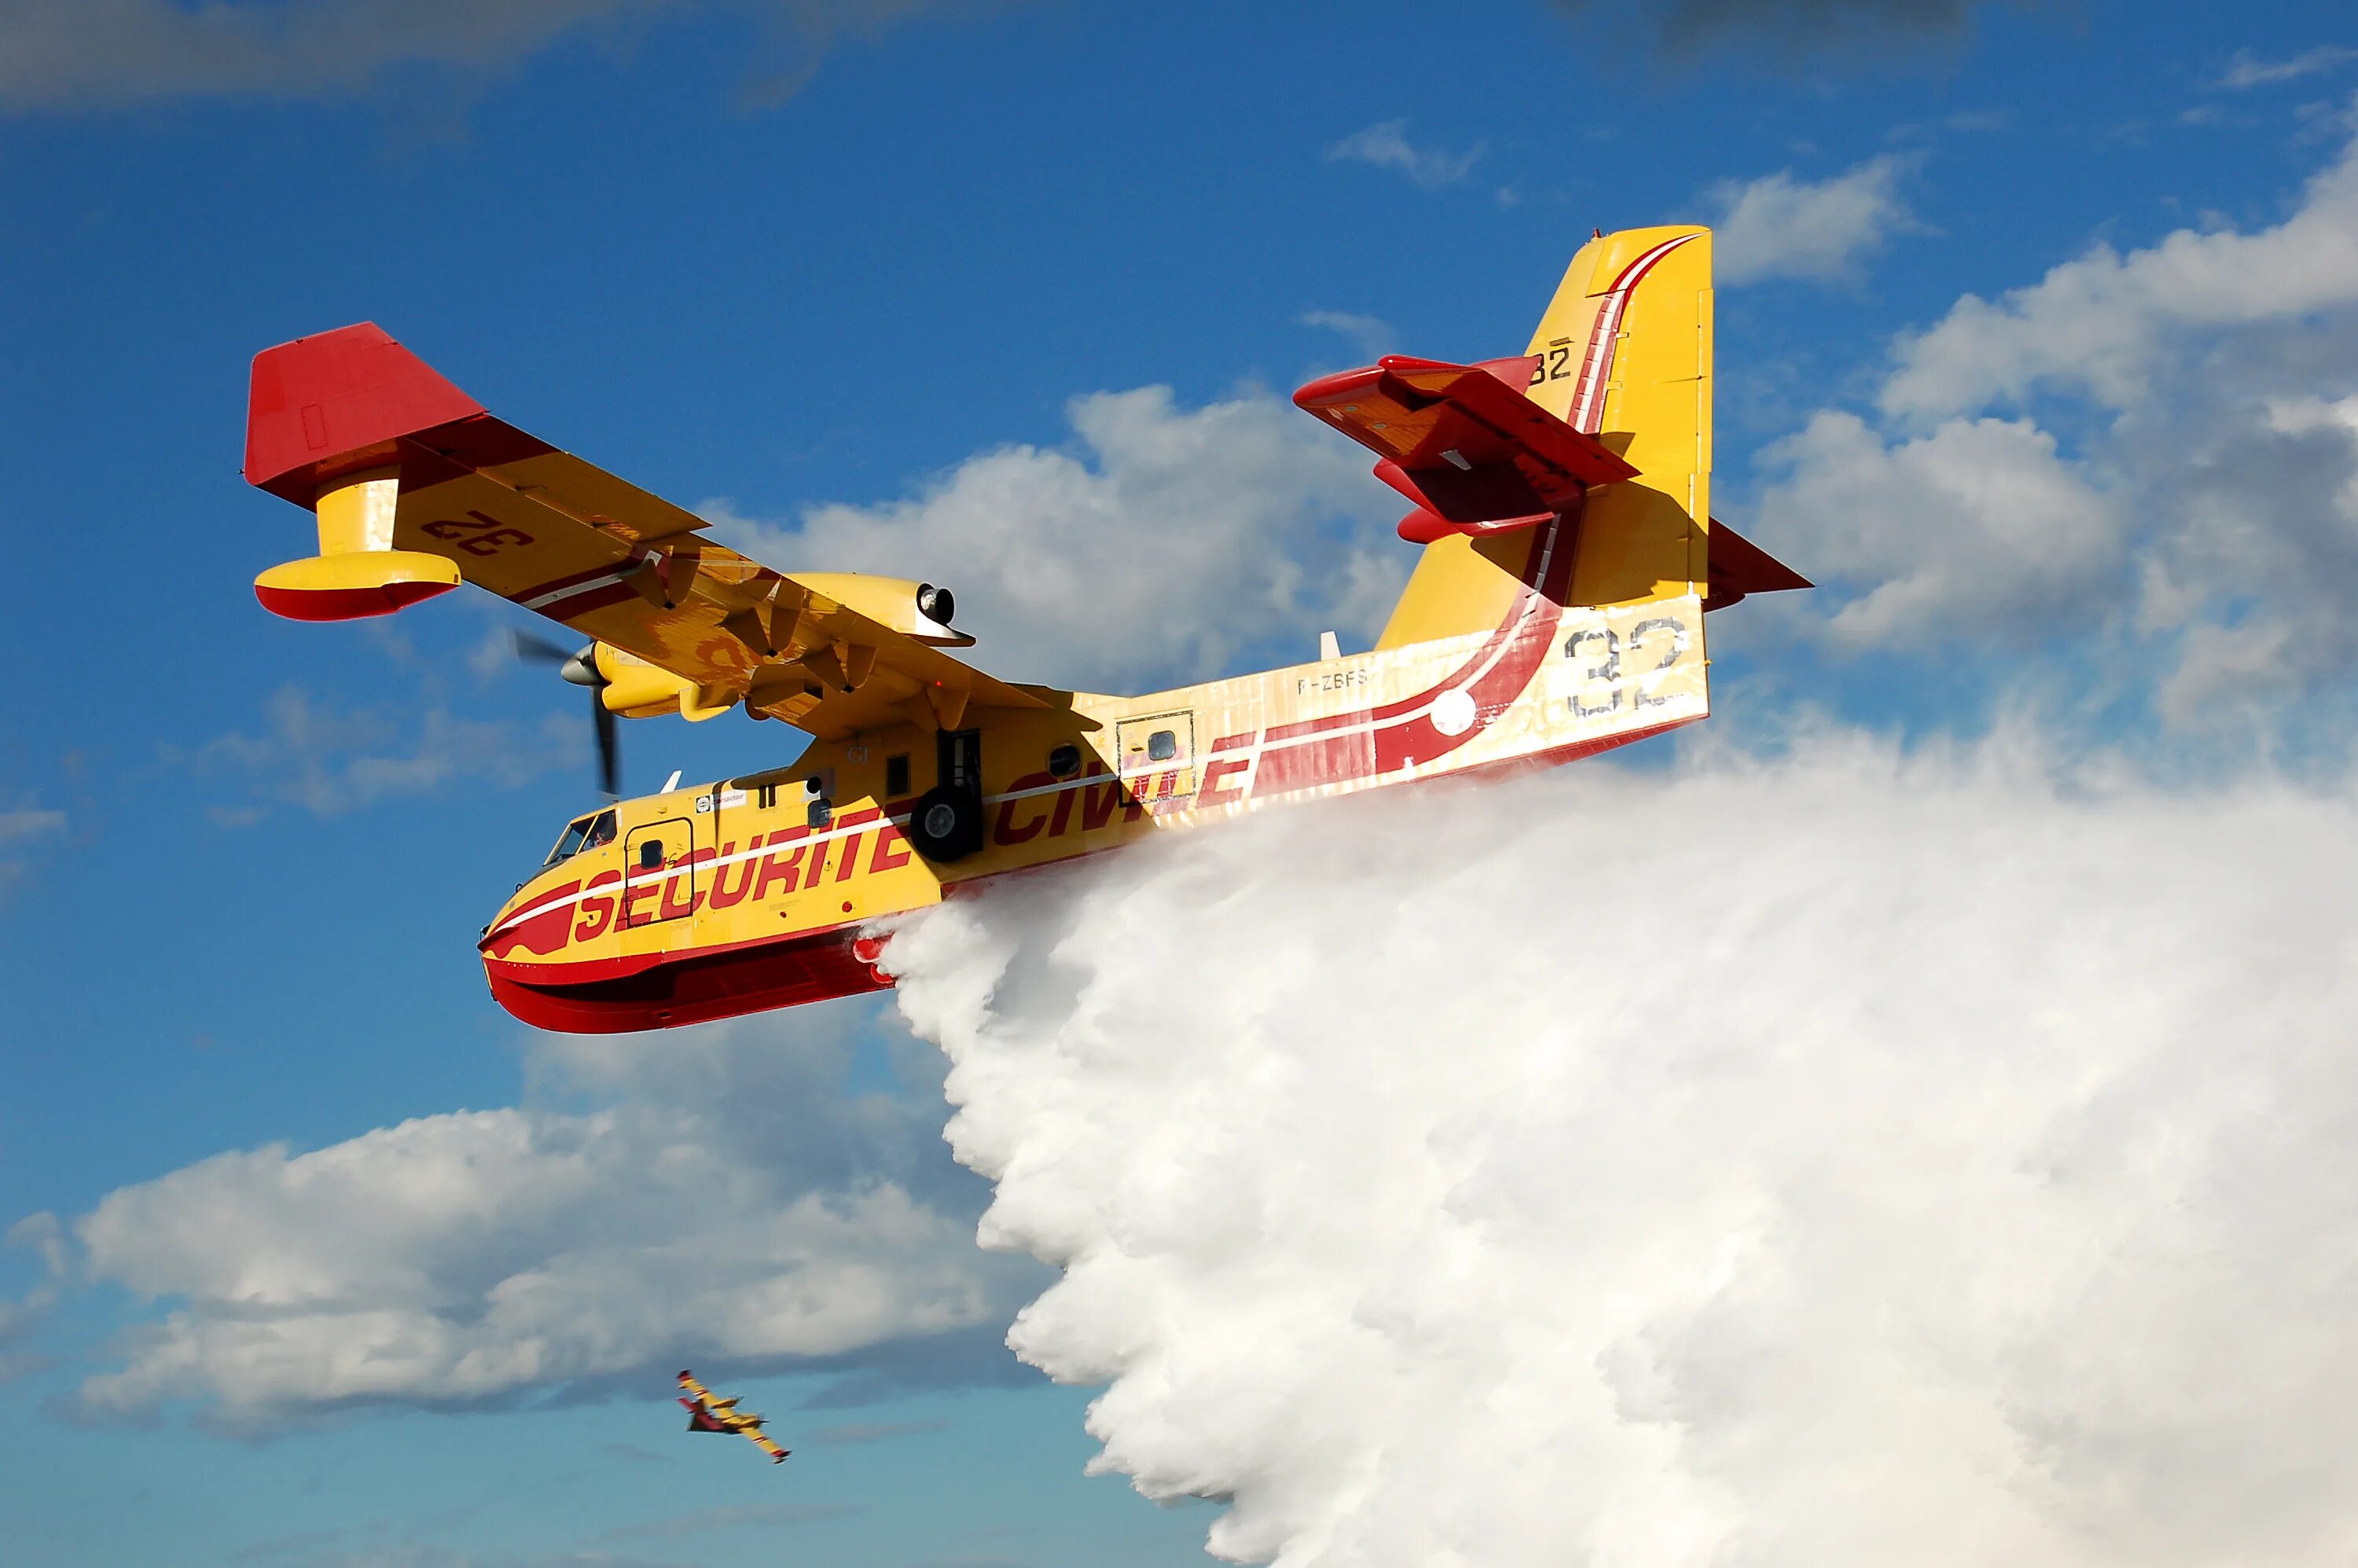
[791,573,970,647]
[593,643,735,722]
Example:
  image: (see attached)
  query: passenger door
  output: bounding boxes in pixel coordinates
[621,816,700,935]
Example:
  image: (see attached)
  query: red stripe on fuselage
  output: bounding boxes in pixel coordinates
[1251,506,1578,795]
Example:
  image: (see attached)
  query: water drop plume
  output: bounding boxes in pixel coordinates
[884,734,2358,1567]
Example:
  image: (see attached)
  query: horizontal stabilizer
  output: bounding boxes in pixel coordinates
[1393,505,1559,546]
[1704,518,1812,611]
[1295,354,1640,526]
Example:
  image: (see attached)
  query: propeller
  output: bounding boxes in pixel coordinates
[512,630,619,799]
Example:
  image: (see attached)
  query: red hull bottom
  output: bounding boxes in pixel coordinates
[487,926,889,1034]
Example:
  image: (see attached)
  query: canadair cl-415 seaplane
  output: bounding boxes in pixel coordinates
[676,1371,788,1463]
[245,225,1805,1034]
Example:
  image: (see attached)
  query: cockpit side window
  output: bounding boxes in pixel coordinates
[544,817,593,867]
[584,810,617,850]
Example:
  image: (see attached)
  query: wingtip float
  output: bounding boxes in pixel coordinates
[245,223,1809,1035]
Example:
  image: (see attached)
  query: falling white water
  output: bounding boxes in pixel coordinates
[883,734,2358,1568]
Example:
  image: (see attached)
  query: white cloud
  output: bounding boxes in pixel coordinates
[0,799,68,902]
[1757,351,2358,722]
[0,806,64,844]
[1298,310,1395,361]
[1751,410,2120,645]
[1710,155,1914,284]
[0,1214,65,1381]
[2154,620,2294,729]
[0,0,986,111]
[2218,46,2358,91]
[2128,381,2358,721]
[884,734,2358,1568]
[2266,391,2358,468]
[68,1014,1034,1425]
[1737,113,2358,735]
[1880,121,2358,419]
[188,685,584,818]
[1324,120,1483,190]
[710,386,1406,692]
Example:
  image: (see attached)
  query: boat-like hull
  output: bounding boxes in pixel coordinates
[487,922,889,1033]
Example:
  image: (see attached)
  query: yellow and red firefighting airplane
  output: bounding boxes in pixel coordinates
[676,1370,788,1463]
[245,224,1806,1034]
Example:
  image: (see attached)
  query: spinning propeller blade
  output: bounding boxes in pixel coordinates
[510,630,620,799]
[509,630,573,665]
[594,700,619,799]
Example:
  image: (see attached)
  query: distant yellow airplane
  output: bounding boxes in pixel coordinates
[244,224,1805,1033]
[676,1370,788,1464]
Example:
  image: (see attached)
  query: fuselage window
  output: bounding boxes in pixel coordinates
[1147,729,1179,762]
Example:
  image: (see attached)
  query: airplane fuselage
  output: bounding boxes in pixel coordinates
[481,513,1708,1032]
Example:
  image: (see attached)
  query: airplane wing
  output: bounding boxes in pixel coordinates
[245,324,1050,740]
[678,1370,715,1402]
[740,1424,790,1463]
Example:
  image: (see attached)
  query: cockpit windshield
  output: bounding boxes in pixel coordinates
[544,818,590,866]
[543,809,619,867]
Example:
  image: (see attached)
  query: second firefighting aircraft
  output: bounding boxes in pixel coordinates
[677,1370,788,1464]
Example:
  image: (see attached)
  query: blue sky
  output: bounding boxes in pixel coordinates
[4,2,2357,1564]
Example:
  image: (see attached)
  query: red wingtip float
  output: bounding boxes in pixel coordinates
[244,226,1809,1032]
[246,322,484,621]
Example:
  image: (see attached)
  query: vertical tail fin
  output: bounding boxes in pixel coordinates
[1364,226,1713,650]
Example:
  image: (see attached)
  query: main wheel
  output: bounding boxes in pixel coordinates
[909,784,983,861]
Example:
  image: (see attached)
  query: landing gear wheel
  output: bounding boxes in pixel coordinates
[909,785,983,861]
